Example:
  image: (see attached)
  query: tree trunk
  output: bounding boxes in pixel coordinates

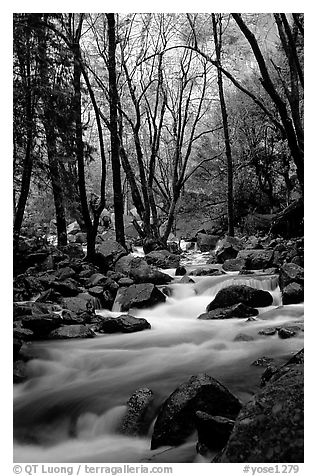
[212,14,234,236]
[73,42,95,257]
[13,30,34,248]
[37,22,68,247]
[232,13,304,194]
[106,13,126,247]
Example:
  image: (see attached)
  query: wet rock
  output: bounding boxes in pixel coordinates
[189,267,224,276]
[196,233,219,252]
[14,360,28,383]
[282,283,304,305]
[233,333,254,342]
[195,411,235,453]
[115,256,172,285]
[55,266,76,281]
[258,327,277,336]
[175,266,187,276]
[198,303,258,320]
[215,237,243,264]
[151,373,242,450]
[245,236,263,250]
[287,348,304,365]
[143,237,166,254]
[21,313,63,338]
[51,278,80,297]
[115,283,166,312]
[179,275,195,284]
[278,327,297,339]
[13,303,33,319]
[222,258,247,272]
[59,243,85,260]
[251,356,275,367]
[206,285,273,312]
[61,293,95,315]
[279,263,304,290]
[88,286,104,298]
[219,363,303,462]
[100,314,151,333]
[48,324,95,339]
[13,322,34,341]
[121,387,154,436]
[118,277,135,287]
[93,240,127,271]
[144,250,181,269]
[237,249,274,270]
[88,273,108,287]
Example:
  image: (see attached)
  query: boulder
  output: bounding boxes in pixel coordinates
[189,267,224,276]
[48,325,95,339]
[61,293,95,315]
[118,277,135,287]
[206,285,273,312]
[120,387,154,436]
[13,360,28,383]
[198,303,258,320]
[222,258,247,272]
[195,412,235,454]
[115,256,172,285]
[113,284,166,312]
[88,273,108,287]
[175,266,187,276]
[88,286,104,298]
[99,314,151,334]
[151,373,242,450]
[245,236,263,250]
[236,250,274,270]
[58,243,85,260]
[51,278,80,297]
[144,250,181,269]
[94,240,127,271]
[55,266,76,281]
[13,323,34,341]
[279,263,304,290]
[21,313,63,338]
[277,327,298,339]
[215,237,243,264]
[219,362,303,462]
[196,234,219,252]
[143,237,166,254]
[258,327,277,336]
[282,282,304,305]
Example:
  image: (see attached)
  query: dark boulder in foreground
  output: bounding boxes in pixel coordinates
[218,359,303,462]
[195,411,235,454]
[279,262,304,290]
[114,283,166,312]
[21,313,63,338]
[48,324,95,339]
[282,282,304,305]
[120,387,154,436]
[99,314,151,334]
[206,285,273,312]
[151,373,242,450]
[198,303,258,320]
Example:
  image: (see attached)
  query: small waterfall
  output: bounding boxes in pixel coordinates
[193,274,281,305]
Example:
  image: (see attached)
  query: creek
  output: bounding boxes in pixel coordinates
[14,250,304,463]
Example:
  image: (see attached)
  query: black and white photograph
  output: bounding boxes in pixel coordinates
[11,6,305,471]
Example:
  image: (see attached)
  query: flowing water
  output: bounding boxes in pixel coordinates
[14,261,304,463]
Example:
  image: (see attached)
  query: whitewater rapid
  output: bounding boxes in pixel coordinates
[14,272,304,463]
